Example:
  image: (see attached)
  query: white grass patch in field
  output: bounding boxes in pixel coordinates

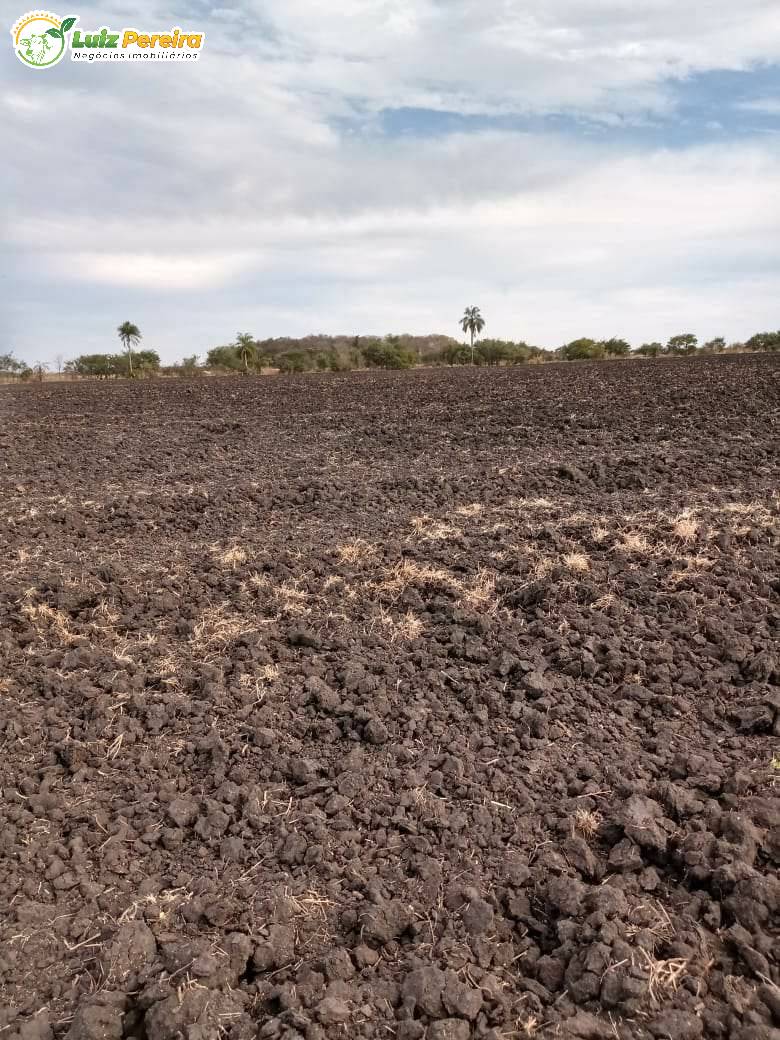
[191,602,258,653]
[573,807,602,840]
[617,531,649,554]
[455,502,484,517]
[214,545,248,569]
[336,538,379,565]
[273,580,311,616]
[20,601,78,645]
[410,515,461,541]
[672,511,698,543]
[562,552,590,573]
[635,949,689,1003]
[247,571,271,590]
[721,500,770,518]
[376,560,461,598]
[508,496,554,510]
[531,555,555,579]
[375,607,425,641]
[460,567,500,615]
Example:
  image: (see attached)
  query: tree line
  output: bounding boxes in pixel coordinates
[2,322,779,382]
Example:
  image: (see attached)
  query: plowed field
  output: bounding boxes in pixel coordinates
[1,355,778,1040]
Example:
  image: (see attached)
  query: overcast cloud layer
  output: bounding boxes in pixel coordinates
[3,0,780,363]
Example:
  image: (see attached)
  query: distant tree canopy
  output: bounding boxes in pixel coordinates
[667,333,698,355]
[360,337,418,369]
[196,325,780,374]
[701,337,726,353]
[206,335,272,373]
[745,330,780,352]
[560,338,601,360]
[65,355,113,378]
[34,325,780,382]
[258,333,460,370]
[441,343,472,366]
[559,337,632,360]
[0,353,29,377]
[601,337,631,357]
[473,340,537,365]
[206,345,244,371]
[65,351,160,378]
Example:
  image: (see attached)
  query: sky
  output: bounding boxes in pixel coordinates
[3,0,780,365]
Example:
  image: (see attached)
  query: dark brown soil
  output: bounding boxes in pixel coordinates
[1,356,779,1040]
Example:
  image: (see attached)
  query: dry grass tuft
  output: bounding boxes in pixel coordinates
[395,611,424,640]
[460,567,500,615]
[20,602,78,645]
[618,532,649,553]
[92,599,121,626]
[377,560,460,597]
[284,887,335,924]
[374,607,425,641]
[214,545,248,569]
[248,571,270,590]
[411,515,461,541]
[625,901,676,949]
[562,552,590,573]
[274,580,311,616]
[721,500,768,518]
[119,887,192,925]
[510,496,553,510]
[672,512,699,543]
[337,539,379,565]
[531,555,554,579]
[573,808,602,841]
[635,949,689,1003]
[455,502,484,517]
[191,603,256,653]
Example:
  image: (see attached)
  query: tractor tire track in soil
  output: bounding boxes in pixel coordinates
[0,355,778,1040]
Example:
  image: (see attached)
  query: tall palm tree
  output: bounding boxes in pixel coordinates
[235,332,257,374]
[117,321,142,378]
[460,306,485,364]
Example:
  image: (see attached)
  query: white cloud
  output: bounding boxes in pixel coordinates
[249,0,780,118]
[735,96,780,114]
[43,252,255,290]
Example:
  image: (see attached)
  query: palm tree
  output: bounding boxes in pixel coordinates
[117,321,142,378]
[235,332,257,374]
[460,306,485,364]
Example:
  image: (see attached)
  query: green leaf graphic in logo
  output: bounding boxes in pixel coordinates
[14,11,75,67]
